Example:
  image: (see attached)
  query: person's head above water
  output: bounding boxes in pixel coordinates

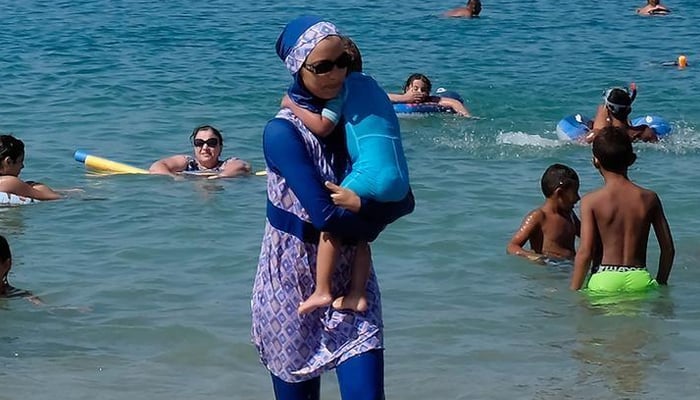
[593,126,637,174]
[541,163,579,199]
[276,16,350,106]
[648,0,660,5]
[0,234,12,289]
[603,87,635,120]
[0,135,25,177]
[403,73,432,96]
[189,125,224,170]
[467,0,482,15]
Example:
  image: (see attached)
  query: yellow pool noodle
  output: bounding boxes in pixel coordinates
[74,150,149,174]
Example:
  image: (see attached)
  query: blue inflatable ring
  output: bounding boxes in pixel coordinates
[556,114,672,141]
[393,89,464,115]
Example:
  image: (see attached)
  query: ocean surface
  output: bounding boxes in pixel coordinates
[2,0,700,398]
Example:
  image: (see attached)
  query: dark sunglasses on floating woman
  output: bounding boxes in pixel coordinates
[193,138,220,147]
[302,52,352,75]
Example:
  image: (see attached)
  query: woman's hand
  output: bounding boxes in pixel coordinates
[325,181,360,213]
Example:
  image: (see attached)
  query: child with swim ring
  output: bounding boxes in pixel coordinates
[388,73,472,117]
[0,135,63,201]
[507,164,581,264]
[570,126,675,292]
[586,83,658,143]
[282,37,413,314]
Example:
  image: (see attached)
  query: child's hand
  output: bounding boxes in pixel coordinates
[408,91,426,103]
[324,181,360,213]
[526,254,547,265]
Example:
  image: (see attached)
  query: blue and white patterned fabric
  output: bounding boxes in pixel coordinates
[251,108,384,383]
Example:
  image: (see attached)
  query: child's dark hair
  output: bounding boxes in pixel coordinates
[605,88,633,120]
[189,125,223,145]
[403,73,432,93]
[467,0,482,15]
[593,126,637,173]
[342,37,363,72]
[0,135,25,162]
[541,163,579,198]
[0,235,11,263]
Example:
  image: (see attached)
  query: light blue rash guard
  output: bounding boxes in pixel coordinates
[322,72,410,202]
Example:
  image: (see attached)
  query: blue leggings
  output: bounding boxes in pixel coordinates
[270,349,384,400]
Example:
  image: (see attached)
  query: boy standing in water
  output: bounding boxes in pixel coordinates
[507,164,581,263]
[570,126,674,291]
[283,37,412,314]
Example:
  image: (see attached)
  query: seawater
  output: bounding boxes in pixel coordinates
[2,1,700,399]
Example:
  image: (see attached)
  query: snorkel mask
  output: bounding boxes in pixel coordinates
[602,86,637,116]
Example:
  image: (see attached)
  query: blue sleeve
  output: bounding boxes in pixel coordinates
[263,118,385,241]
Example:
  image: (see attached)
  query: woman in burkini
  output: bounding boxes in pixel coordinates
[0,134,62,201]
[252,16,414,399]
[388,73,472,116]
[149,125,251,178]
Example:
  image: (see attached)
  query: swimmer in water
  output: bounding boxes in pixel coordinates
[507,164,581,264]
[570,126,674,291]
[637,0,670,15]
[388,73,472,116]
[1,235,42,304]
[585,84,658,143]
[444,0,482,18]
[661,55,688,68]
[149,125,251,178]
[0,135,63,201]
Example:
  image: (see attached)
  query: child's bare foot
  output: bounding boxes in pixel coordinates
[298,292,333,314]
[332,292,368,313]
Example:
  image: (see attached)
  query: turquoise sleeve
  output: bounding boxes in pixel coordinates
[321,95,343,124]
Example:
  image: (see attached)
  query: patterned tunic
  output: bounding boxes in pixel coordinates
[251,109,384,382]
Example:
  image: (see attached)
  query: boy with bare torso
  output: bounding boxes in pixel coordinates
[570,126,674,291]
[507,164,581,264]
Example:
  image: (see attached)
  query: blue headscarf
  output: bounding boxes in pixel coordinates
[275,16,340,113]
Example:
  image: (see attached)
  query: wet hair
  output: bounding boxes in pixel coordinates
[403,73,432,93]
[467,0,482,15]
[604,88,633,120]
[648,0,659,5]
[0,235,11,263]
[593,126,637,172]
[541,163,579,198]
[0,135,25,163]
[342,37,363,72]
[189,125,223,145]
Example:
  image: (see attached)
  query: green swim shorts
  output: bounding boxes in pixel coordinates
[586,265,658,293]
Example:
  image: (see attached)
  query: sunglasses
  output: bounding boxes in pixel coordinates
[193,138,220,147]
[302,52,352,75]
